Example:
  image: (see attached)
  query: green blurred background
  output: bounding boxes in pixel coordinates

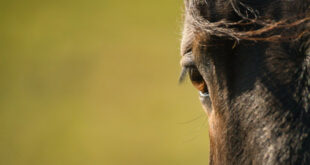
[0,0,209,164]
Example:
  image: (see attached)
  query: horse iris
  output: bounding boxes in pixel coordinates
[188,67,209,96]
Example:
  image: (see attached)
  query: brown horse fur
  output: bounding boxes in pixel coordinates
[180,0,310,164]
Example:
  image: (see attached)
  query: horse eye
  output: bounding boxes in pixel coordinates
[188,67,208,94]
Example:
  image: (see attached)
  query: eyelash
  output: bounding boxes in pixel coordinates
[179,67,190,84]
[179,65,203,83]
[179,49,195,83]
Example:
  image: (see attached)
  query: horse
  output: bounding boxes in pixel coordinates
[179,0,310,164]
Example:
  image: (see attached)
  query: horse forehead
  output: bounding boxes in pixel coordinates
[181,18,195,54]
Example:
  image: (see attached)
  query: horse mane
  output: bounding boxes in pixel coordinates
[187,0,310,42]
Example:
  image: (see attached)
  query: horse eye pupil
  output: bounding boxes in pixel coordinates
[189,67,203,83]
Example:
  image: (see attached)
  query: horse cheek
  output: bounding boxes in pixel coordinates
[208,112,227,164]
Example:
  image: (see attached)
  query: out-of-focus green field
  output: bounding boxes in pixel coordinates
[0,1,209,165]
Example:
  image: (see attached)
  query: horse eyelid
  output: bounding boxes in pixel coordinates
[179,52,196,84]
[184,47,192,57]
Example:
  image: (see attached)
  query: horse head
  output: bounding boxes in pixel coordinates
[180,0,310,164]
